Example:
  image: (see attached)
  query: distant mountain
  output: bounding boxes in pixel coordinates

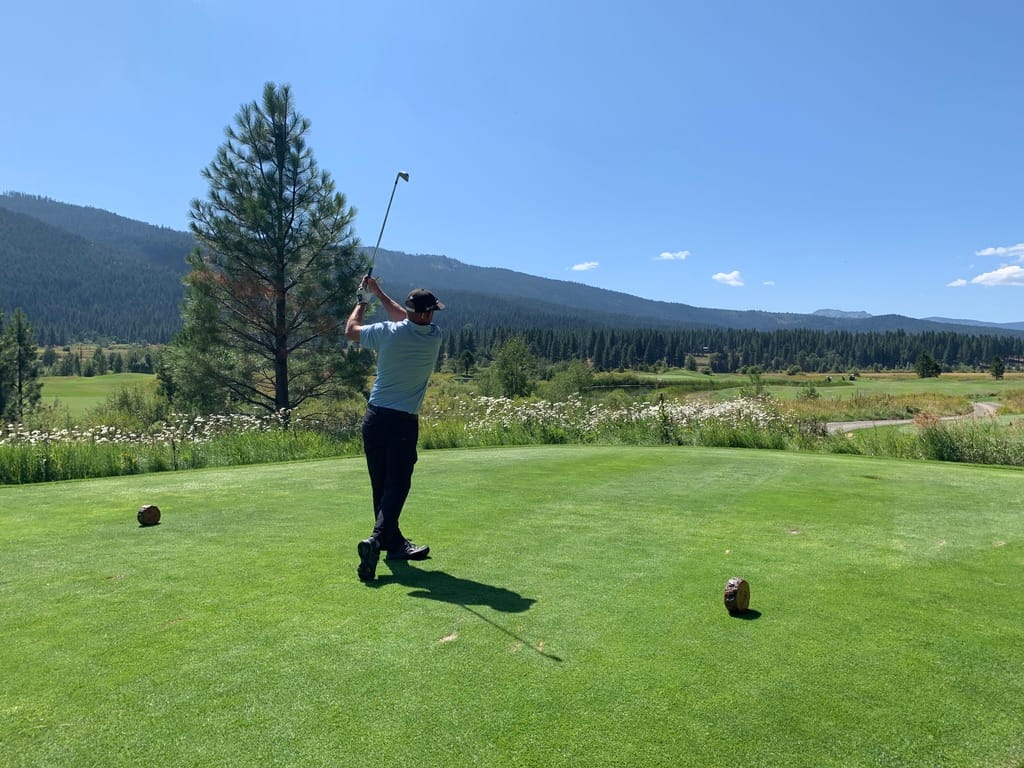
[923,316,1024,332]
[370,249,1024,336]
[0,193,194,273]
[0,202,185,344]
[813,309,873,320]
[2,192,1022,344]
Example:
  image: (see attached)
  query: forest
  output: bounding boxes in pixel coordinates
[444,325,1024,373]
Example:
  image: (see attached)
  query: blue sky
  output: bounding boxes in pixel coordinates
[5,1,1023,323]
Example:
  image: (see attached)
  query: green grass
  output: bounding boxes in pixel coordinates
[778,371,1023,402]
[38,373,158,418]
[696,371,1024,404]
[33,370,1024,421]
[2,446,1022,767]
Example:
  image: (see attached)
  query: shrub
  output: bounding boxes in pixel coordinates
[917,419,1024,467]
[87,384,172,432]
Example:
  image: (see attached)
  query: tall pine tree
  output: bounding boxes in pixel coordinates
[0,309,42,420]
[161,83,370,416]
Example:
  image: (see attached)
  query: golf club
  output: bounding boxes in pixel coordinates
[367,170,410,278]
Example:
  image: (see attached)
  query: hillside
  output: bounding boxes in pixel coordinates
[1,192,1022,345]
[368,249,1024,336]
[0,203,184,344]
[924,315,1024,332]
[0,192,194,273]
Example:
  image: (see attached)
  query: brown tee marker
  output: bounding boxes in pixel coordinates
[724,577,750,615]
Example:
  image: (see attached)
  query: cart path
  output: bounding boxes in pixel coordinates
[826,401,1000,434]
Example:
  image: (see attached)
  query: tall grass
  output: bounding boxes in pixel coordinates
[1000,387,1024,411]
[915,414,1024,465]
[419,394,798,449]
[0,413,362,484]
[786,390,973,421]
[821,414,1024,466]
[3,385,1023,484]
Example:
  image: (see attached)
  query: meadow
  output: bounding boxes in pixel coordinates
[1,446,1021,767]
[4,371,1023,484]
[647,368,1023,404]
[37,373,160,418]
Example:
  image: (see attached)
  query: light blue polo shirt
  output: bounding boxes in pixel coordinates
[360,319,443,414]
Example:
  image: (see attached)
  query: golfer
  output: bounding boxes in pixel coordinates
[345,276,444,582]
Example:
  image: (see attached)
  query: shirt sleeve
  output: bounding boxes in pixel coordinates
[359,322,383,351]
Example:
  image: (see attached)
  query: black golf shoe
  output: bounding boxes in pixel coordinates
[357,537,381,581]
[385,539,430,561]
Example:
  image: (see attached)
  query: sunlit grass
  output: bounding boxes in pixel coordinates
[38,373,158,417]
[784,391,973,421]
[2,447,1022,767]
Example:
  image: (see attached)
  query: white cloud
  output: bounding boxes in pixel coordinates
[949,243,1024,286]
[712,270,744,287]
[763,280,775,286]
[969,265,1024,286]
[948,265,1024,286]
[975,243,1024,261]
[571,261,599,272]
[656,250,690,261]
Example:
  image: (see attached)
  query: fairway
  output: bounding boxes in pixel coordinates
[695,371,1024,404]
[1,446,1022,767]
[774,371,1024,401]
[38,373,157,417]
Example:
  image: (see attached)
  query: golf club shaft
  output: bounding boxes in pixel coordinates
[367,171,409,277]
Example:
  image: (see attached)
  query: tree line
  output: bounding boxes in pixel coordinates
[38,345,158,377]
[443,325,1024,373]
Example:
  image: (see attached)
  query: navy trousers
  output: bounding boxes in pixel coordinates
[361,405,419,551]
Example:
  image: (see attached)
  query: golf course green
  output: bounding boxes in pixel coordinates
[1,445,1021,767]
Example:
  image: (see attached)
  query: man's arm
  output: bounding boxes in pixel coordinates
[364,276,408,322]
[345,302,367,342]
[346,276,409,341]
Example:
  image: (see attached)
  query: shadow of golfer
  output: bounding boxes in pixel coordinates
[376,561,562,662]
[377,560,535,613]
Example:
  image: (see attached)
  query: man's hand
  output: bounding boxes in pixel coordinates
[356,276,378,305]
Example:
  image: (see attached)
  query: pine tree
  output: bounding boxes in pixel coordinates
[991,356,1005,380]
[0,309,42,420]
[0,310,9,417]
[493,336,537,397]
[162,83,369,416]
[914,350,942,378]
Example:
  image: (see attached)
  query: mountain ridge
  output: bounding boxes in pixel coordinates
[923,316,1024,332]
[813,309,874,320]
[1,192,1022,343]
[369,249,1024,335]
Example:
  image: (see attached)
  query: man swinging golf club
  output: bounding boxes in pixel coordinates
[345,275,445,581]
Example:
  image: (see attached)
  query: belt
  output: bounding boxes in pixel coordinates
[366,404,417,420]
